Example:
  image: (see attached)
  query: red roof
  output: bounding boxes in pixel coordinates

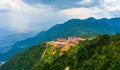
[57,38,66,42]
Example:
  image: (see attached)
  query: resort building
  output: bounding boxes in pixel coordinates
[47,36,85,51]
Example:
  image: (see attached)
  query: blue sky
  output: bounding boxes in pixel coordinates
[0,0,120,33]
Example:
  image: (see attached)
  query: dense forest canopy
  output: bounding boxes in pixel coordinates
[0,34,120,70]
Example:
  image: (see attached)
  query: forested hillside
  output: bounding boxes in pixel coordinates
[0,33,120,70]
[1,17,120,63]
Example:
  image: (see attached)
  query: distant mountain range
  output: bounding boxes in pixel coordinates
[10,17,120,46]
[0,17,120,62]
[0,33,35,53]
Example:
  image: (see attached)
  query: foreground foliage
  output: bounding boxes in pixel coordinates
[0,34,120,70]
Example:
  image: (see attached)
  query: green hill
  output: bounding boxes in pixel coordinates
[9,18,120,49]
[2,17,120,62]
[0,33,120,70]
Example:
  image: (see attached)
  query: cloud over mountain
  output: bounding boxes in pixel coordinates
[0,0,120,33]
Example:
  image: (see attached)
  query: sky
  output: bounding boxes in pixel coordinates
[0,0,120,33]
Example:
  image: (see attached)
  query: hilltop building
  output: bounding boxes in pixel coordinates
[47,36,85,51]
[57,38,66,47]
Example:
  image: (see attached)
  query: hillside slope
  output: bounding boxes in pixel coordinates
[0,34,120,70]
[1,17,120,63]
[12,18,120,47]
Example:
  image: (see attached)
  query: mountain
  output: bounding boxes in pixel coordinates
[1,17,120,62]
[0,34,120,70]
[0,33,35,53]
[10,17,120,47]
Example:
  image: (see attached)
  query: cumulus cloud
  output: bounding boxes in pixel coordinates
[23,0,120,19]
[0,0,66,33]
[60,7,110,19]
[0,0,120,33]
[60,0,120,19]
[103,0,120,11]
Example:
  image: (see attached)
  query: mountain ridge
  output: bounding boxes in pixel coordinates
[1,17,120,62]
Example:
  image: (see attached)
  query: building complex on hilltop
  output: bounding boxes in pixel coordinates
[47,36,85,51]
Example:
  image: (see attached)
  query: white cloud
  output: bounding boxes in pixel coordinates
[60,0,120,19]
[0,0,120,33]
[60,7,111,19]
[0,0,22,12]
[0,0,65,33]
[103,0,120,11]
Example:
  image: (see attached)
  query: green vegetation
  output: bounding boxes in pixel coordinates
[0,43,46,70]
[2,17,120,63]
[0,34,120,70]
